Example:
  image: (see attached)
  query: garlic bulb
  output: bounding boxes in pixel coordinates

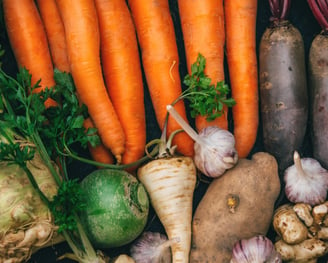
[284,151,328,206]
[130,231,172,263]
[194,126,238,177]
[230,235,282,263]
[166,105,238,177]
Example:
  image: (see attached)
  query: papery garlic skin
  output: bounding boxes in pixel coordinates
[130,231,172,263]
[230,235,282,263]
[194,126,238,178]
[284,152,328,206]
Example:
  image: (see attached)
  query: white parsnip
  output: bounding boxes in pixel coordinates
[137,157,196,263]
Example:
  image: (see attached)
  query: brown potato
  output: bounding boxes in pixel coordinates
[190,152,281,263]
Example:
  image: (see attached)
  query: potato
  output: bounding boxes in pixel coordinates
[190,152,281,263]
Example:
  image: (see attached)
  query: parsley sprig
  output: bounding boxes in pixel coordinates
[153,53,236,158]
[177,53,235,121]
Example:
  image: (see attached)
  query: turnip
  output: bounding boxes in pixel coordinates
[79,169,149,248]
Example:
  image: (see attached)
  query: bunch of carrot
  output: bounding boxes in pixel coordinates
[3,0,147,167]
[3,0,259,167]
[178,0,259,158]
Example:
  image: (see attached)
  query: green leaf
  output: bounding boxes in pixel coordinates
[180,53,235,121]
[49,179,86,233]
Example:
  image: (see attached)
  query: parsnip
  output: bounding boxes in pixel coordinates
[137,156,196,263]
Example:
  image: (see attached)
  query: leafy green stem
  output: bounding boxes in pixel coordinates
[31,131,62,186]
[20,163,51,207]
[61,138,158,169]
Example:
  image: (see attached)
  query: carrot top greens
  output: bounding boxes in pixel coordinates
[177,54,235,122]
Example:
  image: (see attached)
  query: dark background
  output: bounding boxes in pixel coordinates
[0,0,325,262]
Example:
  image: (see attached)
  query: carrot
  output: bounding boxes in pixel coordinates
[137,156,196,263]
[224,0,259,158]
[3,0,56,108]
[35,0,70,73]
[83,117,114,166]
[127,0,194,157]
[178,0,228,131]
[56,0,126,163]
[94,0,146,166]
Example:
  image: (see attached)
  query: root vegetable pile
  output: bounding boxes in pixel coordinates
[2,0,328,262]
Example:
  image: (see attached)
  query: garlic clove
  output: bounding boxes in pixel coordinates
[130,231,172,263]
[230,235,282,263]
[284,151,328,206]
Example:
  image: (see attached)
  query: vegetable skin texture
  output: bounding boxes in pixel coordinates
[178,0,228,131]
[190,152,281,262]
[137,156,197,263]
[224,0,259,158]
[35,0,70,73]
[94,0,146,166]
[259,20,308,172]
[56,0,126,163]
[127,0,194,157]
[80,169,149,248]
[3,0,56,107]
[0,153,63,262]
[275,238,328,262]
[308,0,328,169]
[273,204,309,245]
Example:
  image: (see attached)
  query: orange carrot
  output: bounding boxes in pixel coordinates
[56,0,126,163]
[178,0,228,131]
[35,0,70,73]
[224,0,259,158]
[83,118,114,166]
[94,0,146,166]
[127,0,194,157]
[3,0,56,107]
